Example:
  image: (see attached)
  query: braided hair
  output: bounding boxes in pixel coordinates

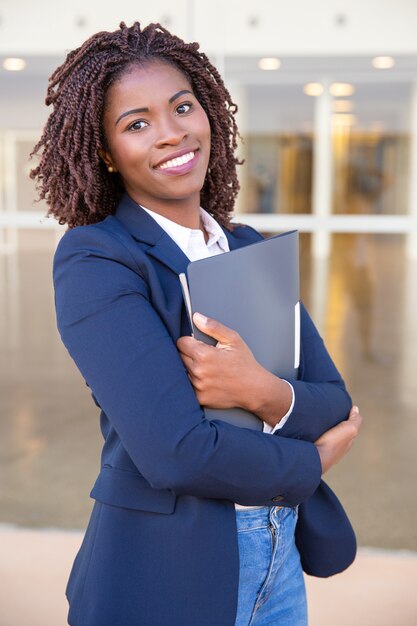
[31,22,241,229]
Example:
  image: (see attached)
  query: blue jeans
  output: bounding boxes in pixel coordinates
[234,506,307,626]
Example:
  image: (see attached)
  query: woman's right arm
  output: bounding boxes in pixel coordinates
[53,225,353,507]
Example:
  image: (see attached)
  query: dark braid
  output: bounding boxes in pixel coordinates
[30,22,242,229]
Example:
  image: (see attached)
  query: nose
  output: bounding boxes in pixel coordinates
[155,114,188,148]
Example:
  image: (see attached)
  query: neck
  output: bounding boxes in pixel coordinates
[147,205,202,230]
[127,191,202,230]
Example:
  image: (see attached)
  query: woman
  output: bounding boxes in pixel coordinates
[31,22,362,626]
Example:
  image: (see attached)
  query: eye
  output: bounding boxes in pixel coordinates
[176,102,192,115]
[127,119,148,131]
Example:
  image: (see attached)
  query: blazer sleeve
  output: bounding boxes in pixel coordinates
[53,225,321,508]
[276,303,352,442]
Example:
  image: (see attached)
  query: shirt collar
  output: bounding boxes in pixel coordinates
[139,205,229,256]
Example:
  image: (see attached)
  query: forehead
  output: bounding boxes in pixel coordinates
[105,60,193,106]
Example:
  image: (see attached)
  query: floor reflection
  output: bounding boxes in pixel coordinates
[0,235,416,550]
[320,234,417,550]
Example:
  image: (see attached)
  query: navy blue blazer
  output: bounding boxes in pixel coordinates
[54,193,352,626]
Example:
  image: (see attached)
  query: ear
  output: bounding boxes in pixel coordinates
[98,149,117,173]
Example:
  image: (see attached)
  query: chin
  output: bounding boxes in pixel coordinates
[162,178,205,198]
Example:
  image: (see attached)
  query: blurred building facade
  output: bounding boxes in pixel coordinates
[0,0,416,551]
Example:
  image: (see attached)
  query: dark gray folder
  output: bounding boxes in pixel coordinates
[179,230,300,430]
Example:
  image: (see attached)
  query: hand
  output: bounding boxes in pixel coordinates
[176,312,291,424]
[314,405,363,474]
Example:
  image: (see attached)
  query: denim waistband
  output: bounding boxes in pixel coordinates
[235,505,292,532]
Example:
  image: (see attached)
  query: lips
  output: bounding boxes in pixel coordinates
[154,148,200,176]
[156,151,196,170]
[154,147,199,169]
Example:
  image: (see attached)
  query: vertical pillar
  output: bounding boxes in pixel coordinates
[399,83,417,396]
[312,79,332,259]
[2,132,18,255]
[1,133,20,350]
[400,257,417,403]
[0,133,5,253]
[227,80,248,216]
[310,80,332,329]
[407,82,417,259]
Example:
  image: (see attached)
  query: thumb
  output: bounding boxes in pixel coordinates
[348,405,363,427]
[193,312,238,345]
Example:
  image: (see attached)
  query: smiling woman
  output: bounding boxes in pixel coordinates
[30,22,240,229]
[99,62,211,228]
[30,20,361,626]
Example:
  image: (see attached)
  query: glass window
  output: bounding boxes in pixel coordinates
[332,128,409,216]
[241,135,313,214]
[331,82,411,215]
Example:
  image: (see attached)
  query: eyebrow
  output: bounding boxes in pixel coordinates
[115,90,194,126]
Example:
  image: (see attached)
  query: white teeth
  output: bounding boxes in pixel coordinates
[157,151,195,170]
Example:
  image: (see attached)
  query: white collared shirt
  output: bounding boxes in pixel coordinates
[141,204,295,433]
[142,205,230,261]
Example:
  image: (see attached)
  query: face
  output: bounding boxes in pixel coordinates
[101,60,211,218]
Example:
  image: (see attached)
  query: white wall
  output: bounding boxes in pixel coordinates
[1,0,417,56]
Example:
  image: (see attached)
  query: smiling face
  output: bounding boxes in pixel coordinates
[101,60,211,224]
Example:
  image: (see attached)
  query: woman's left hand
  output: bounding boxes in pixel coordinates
[176,312,292,427]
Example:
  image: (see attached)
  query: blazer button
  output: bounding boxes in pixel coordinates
[272,496,284,503]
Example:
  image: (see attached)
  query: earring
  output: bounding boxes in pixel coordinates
[108,166,115,173]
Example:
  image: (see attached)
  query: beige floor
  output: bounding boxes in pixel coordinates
[1,524,416,626]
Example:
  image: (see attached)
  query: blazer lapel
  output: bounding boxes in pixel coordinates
[114,193,252,275]
[114,193,191,276]
[147,235,191,275]
[220,224,251,252]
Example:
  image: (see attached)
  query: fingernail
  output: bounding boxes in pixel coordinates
[193,312,208,326]
[352,405,359,413]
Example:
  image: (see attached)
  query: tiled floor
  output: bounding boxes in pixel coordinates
[1,524,416,626]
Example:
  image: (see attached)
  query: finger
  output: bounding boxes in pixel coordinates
[193,312,239,344]
[178,352,194,373]
[177,336,204,358]
[343,407,363,440]
[185,370,205,397]
[348,405,363,427]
